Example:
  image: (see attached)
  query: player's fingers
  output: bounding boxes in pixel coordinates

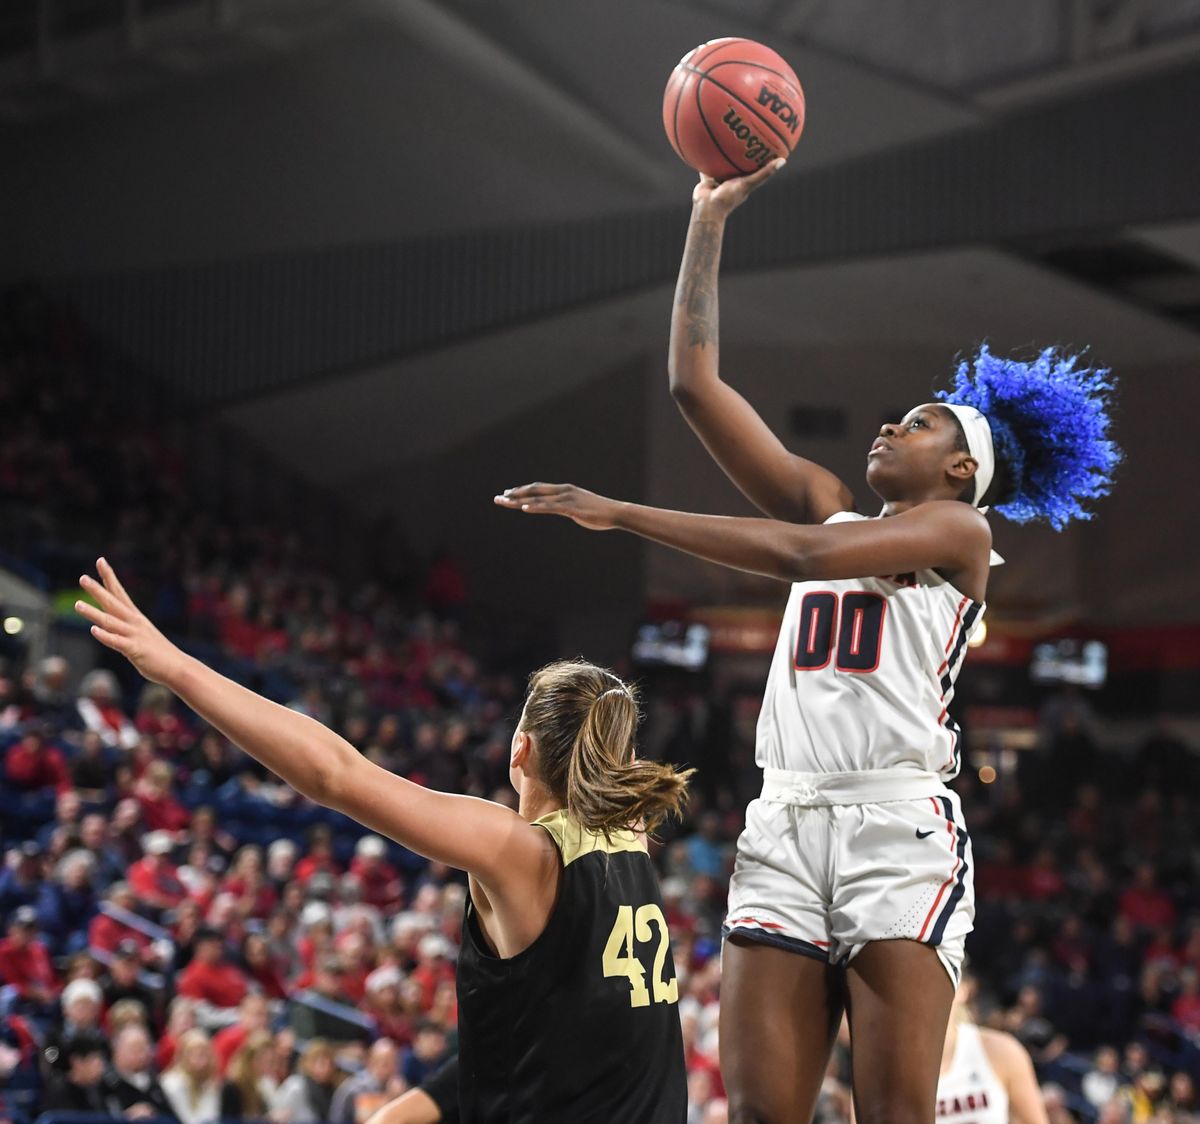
[75,599,131,635]
[502,483,568,499]
[88,625,133,654]
[519,500,564,515]
[745,158,786,187]
[96,557,135,608]
[79,574,131,618]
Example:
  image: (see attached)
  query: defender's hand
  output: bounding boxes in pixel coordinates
[692,158,786,218]
[75,558,185,686]
[494,483,621,531]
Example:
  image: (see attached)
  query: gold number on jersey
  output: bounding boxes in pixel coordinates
[602,904,677,1008]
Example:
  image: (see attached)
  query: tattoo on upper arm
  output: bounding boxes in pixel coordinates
[676,221,721,349]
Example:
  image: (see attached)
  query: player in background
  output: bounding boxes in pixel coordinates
[75,563,691,1123]
[935,973,1048,1124]
[495,162,1119,1124]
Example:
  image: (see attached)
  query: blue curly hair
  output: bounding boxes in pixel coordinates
[936,345,1121,531]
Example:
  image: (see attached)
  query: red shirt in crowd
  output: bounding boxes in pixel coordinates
[212,1024,250,1074]
[87,914,153,958]
[127,857,189,910]
[0,936,59,997]
[1119,886,1178,930]
[348,857,404,911]
[137,791,191,833]
[293,855,342,885]
[4,739,71,794]
[220,878,278,921]
[176,958,250,1009]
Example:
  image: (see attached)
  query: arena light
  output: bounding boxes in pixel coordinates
[967,619,988,648]
[3,616,23,635]
[978,764,997,784]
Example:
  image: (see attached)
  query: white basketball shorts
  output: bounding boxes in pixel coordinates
[724,769,975,985]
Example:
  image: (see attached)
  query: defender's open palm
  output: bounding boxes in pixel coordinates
[494,483,619,531]
[75,559,182,686]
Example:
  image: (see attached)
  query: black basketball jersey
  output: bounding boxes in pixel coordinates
[455,809,687,1123]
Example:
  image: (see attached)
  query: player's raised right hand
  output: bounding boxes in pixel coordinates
[75,558,185,687]
[692,158,785,218]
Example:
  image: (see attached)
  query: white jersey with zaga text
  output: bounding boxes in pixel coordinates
[756,511,984,778]
[936,1023,1009,1124]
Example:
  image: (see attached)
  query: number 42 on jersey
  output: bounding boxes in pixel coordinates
[602,904,679,1008]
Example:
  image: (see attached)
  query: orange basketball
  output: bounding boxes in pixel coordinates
[663,38,805,181]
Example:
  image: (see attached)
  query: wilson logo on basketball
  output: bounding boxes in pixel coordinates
[720,108,776,168]
[756,86,801,134]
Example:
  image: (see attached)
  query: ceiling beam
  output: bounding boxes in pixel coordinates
[363,0,676,193]
[54,60,1200,406]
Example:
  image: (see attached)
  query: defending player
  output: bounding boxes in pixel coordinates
[937,974,1048,1124]
[75,564,690,1123]
[495,163,1119,1123]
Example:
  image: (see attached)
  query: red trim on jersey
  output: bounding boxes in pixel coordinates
[917,800,962,942]
[725,918,830,946]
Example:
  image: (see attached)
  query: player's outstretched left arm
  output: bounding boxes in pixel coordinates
[494,483,989,582]
[74,560,547,891]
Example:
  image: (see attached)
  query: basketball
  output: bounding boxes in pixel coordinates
[663,38,805,181]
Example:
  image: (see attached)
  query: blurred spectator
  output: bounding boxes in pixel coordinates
[161,1027,221,1124]
[401,1021,449,1088]
[76,668,139,750]
[295,825,342,885]
[36,788,83,850]
[136,760,191,833]
[127,830,189,913]
[4,730,70,793]
[100,1022,174,1118]
[100,940,160,1025]
[36,849,98,955]
[242,931,290,1001]
[71,732,112,801]
[1171,969,1200,1033]
[176,928,250,1026]
[42,977,105,1075]
[41,1031,109,1114]
[0,842,44,916]
[1082,1045,1122,1109]
[1119,863,1177,931]
[212,992,272,1074]
[78,811,126,887]
[271,1037,339,1123]
[0,905,59,1008]
[349,835,405,912]
[87,882,153,959]
[330,1037,404,1124]
[220,1029,279,1120]
[157,995,200,1072]
[266,839,298,888]
[32,655,75,732]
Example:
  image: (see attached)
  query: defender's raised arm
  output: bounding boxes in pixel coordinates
[668,165,854,525]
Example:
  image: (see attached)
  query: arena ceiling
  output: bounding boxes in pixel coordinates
[4,0,1200,482]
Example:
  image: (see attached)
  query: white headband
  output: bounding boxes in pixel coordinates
[941,403,995,510]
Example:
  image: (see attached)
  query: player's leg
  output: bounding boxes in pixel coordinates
[721,800,840,1124]
[720,936,843,1124]
[844,939,954,1124]
[832,795,974,1124]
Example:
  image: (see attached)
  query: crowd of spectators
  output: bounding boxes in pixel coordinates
[2,287,1200,1124]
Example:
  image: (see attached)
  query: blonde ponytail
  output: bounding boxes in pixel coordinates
[521,661,693,836]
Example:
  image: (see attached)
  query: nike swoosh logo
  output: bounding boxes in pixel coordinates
[915,829,936,839]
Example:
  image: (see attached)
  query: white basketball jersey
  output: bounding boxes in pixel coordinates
[937,1024,1009,1124]
[756,512,984,777]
